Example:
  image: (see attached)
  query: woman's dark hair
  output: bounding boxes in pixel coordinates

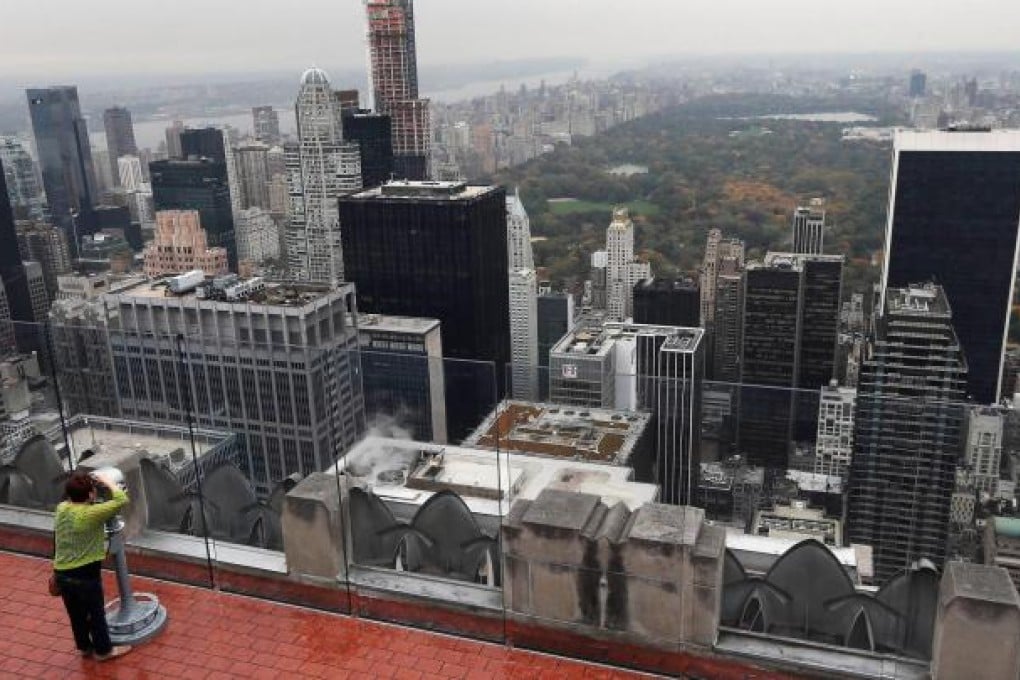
[65,471,94,503]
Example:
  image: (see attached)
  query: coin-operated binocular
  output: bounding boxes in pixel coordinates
[93,467,168,644]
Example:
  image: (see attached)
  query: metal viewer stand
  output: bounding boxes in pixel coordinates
[95,468,168,644]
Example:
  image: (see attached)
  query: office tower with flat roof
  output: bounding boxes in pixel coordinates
[848,283,967,582]
[358,314,447,443]
[180,127,227,162]
[814,381,856,478]
[738,252,843,467]
[15,222,71,298]
[342,110,394,188]
[366,0,430,180]
[0,160,33,324]
[590,250,608,310]
[102,107,137,186]
[791,198,825,255]
[699,228,745,327]
[606,208,651,322]
[0,281,14,356]
[102,278,364,496]
[26,86,99,253]
[963,406,1004,497]
[287,68,362,285]
[881,129,1020,404]
[252,106,281,144]
[143,210,228,277]
[633,277,700,327]
[150,158,237,269]
[0,137,44,219]
[537,291,574,400]
[548,320,704,503]
[712,272,743,384]
[235,142,271,209]
[339,181,509,440]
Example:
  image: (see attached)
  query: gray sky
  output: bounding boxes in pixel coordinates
[3,0,1020,80]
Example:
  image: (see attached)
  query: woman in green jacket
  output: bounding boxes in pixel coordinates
[52,469,131,661]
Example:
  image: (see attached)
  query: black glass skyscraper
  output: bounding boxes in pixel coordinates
[0,159,33,323]
[882,130,1020,404]
[150,159,237,269]
[537,291,573,400]
[342,111,394,188]
[26,86,99,256]
[339,181,509,440]
[633,277,700,327]
[180,127,228,163]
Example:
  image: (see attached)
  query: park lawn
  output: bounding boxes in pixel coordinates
[547,198,662,217]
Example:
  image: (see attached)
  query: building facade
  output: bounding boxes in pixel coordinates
[509,269,539,401]
[286,68,362,285]
[814,381,856,478]
[235,142,271,210]
[26,86,99,253]
[633,277,700,328]
[881,130,1020,403]
[339,181,509,440]
[150,158,237,269]
[963,406,1004,497]
[143,210,228,277]
[537,291,574,400]
[0,137,44,219]
[605,208,650,321]
[235,207,281,266]
[342,110,394,189]
[791,198,825,255]
[847,284,968,582]
[15,222,71,298]
[102,279,364,496]
[102,107,137,186]
[358,314,446,443]
[252,106,281,144]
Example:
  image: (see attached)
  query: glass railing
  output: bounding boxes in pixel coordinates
[0,320,994,663]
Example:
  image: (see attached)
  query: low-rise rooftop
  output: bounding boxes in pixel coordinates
[464,400,651,466]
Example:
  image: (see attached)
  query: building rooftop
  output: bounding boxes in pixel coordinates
[0,551,644,680]
[886,282,951,316]
[110,275,345,308]
[349,180,497,201]
[337,437,658,516]
[761,251,845,268]
[464,400,651,466]
[551,321,703,358]
[358,313,440,335]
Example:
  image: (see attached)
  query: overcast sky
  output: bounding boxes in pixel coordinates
[3,0,1020,81]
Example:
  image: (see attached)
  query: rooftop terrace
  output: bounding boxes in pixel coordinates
[0,551,649,680]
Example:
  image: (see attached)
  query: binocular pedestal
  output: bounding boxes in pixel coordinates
[104,516,168,644]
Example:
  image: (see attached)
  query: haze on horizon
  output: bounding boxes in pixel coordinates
[3,0,1020,83]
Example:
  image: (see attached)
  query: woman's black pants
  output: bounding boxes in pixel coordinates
[56,570,112,655]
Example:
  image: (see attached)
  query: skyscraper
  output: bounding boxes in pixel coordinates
[252,106,281,144]
[26,86,99,254]
[341,110,394,188]
[712,272,743,384]
[881,130,1020,403]
[847,283,967,582]
[814,381,856,478]
[737,252,843,467]
[150,158,237,269]
[165,120,185,159]
[791,198,825,255]
[15,222,71,298]
[605,208,651,322]
[366,0,431,180]
[909,70,927,98]
[506,190,537,399]
[235,208,280,266]
[633,277,700,327]
[0,159,33,324]
[286,68,362,285]
[102,107,138,186]
[699,228,745,376]
[339,181,509,440]
[0,137,44,219]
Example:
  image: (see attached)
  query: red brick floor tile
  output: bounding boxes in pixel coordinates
[0,550,659,680]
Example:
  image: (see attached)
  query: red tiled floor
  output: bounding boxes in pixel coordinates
[0,551,659,679]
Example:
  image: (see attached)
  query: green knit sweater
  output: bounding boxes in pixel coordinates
[52,487,128,571]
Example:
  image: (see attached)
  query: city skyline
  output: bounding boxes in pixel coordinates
[4,0,1020,83]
